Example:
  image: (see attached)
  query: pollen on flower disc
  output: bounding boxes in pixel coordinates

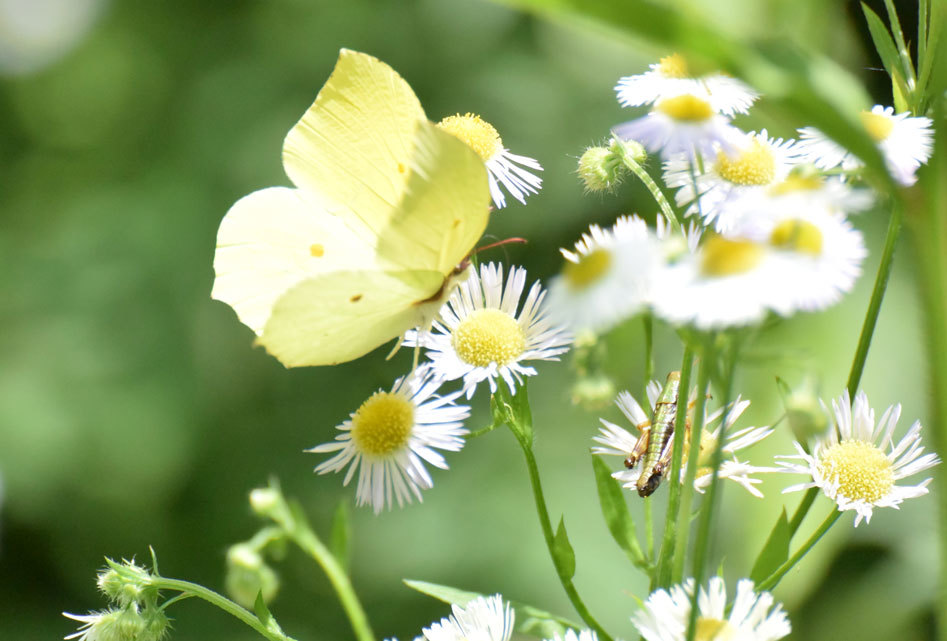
[564,249,612,289]
[768,174,823,196]
[350,391,415,457]
[655,94,714,122]
[452,308,526,367]
[818,439,895,503]
[695,617,738,641]
[437,113,502,162]
[700,236,764,276]
[770,219,823,255]
[860,110,894,142]
[715,140,776,186]
[658,53,689,78]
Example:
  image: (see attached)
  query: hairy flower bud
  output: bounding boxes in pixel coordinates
[97,560,153,608]
[225,543,280,608]
[577,143,628,193]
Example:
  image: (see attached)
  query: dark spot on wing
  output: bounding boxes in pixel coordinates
[350,294,363,302]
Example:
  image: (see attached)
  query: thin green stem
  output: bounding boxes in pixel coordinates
[685,341,736,641]
[654,347,695,588]
[467,421,502,439]
[643,315,654,396]
[279,516,374,641]
[847,202,903,399]
[644,495,655,563]
[672,354,712,585]
[516,439,615,641]
[758,511,842,592]
[618,150,682,230]
[150,577,297,641]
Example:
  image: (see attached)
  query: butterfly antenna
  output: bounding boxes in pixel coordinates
[474,237,528,254]
[386,336,403,361]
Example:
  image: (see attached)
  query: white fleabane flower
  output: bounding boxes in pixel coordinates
[63,607,167,641]
[420,595,514,641]
[615,53,758,116]
[593,383,776,497]
[651,235,777,329]
[632,577,791,641]
[737,207,866,315]
[664,130,801,232]
[614,88,744,161]
[726,172,873,220]
[779,390,941,526]
[437,113,542,209]
[797,105,934,186]
[307,365,470,514]
[547,215,661,333]
[406,263,572,399]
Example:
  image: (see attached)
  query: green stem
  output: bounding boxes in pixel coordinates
[279,516,374,641]
[847,202,903,399]
[644,495,655,563]
[758,511,842,592]
[150,577,297,641]
[685,341,736,641]
[643,315,654,396]
[515,438,615,641]
[787,488,819,537]
[653,347,695,588]
[616,146,682,231]
[672,354,712,585]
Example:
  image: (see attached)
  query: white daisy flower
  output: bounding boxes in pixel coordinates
[778,390,941,526]
[721,171,873,223]
[420,595,514,641]
[613,89,744,160]
[544,630,599,641]
[307,365,470,514]
[437,113,542,209]
[664,130,802,232]
[797,105,934,186]
[593,382,776,497]
[632,577,791,641]
[63,607,167,641]
[735,207,866,315]
[651,235,777,329]
[615,53,759,116]
[406,263,572,399]
[546,215,661,333]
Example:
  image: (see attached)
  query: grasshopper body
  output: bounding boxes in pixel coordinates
[624,371,681,497]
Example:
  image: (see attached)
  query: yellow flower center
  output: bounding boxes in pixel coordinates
[437,113,502,161]
[700,236,764,276]
[656,94,714,122]
[818,439,895,503]
[715,139,776,186]
[769,219,823,255]
[860,110,894,142]
[768,174,823,196]
[695,617,738,641]
[350,391,414,457]
[452,309,526,367]
[658,53,689,78]
[564,249,612,289]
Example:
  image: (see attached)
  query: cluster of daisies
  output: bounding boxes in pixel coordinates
[393,583,790,641]
[551,53,933,332]
[309,262,573,514]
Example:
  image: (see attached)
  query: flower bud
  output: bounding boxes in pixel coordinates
[225,543,280,608]
[97,560,152,608]
[577,144,627,193]
[63,605,168,641]
[249,487,281,518]
[777,377,829,444]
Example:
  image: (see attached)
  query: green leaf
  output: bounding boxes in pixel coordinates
[750,509,792,583]
[330,501,350,574]
[861,3,908,87]
[403,579,580,635]
[552,517,576,581]
[591,456,647,569]
[254,591,273,627]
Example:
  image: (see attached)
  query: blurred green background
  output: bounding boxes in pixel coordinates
[0,0,941,639]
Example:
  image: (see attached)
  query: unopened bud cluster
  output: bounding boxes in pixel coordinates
[576,138,646,192]
[65,560,168,641]
[225,542,280,608]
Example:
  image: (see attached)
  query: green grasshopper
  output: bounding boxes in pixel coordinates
[623,371,684,497]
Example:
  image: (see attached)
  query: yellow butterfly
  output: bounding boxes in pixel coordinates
[212,49,491,367]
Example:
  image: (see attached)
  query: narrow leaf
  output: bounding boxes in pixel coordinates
[883,0,917,80]
[330,500,351,574]
[750,509,792,583]
[403,579,581,634]
[591,456,647,568]
[552,517,576,581]
[254,591,273,626]
[861,3,906,87]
